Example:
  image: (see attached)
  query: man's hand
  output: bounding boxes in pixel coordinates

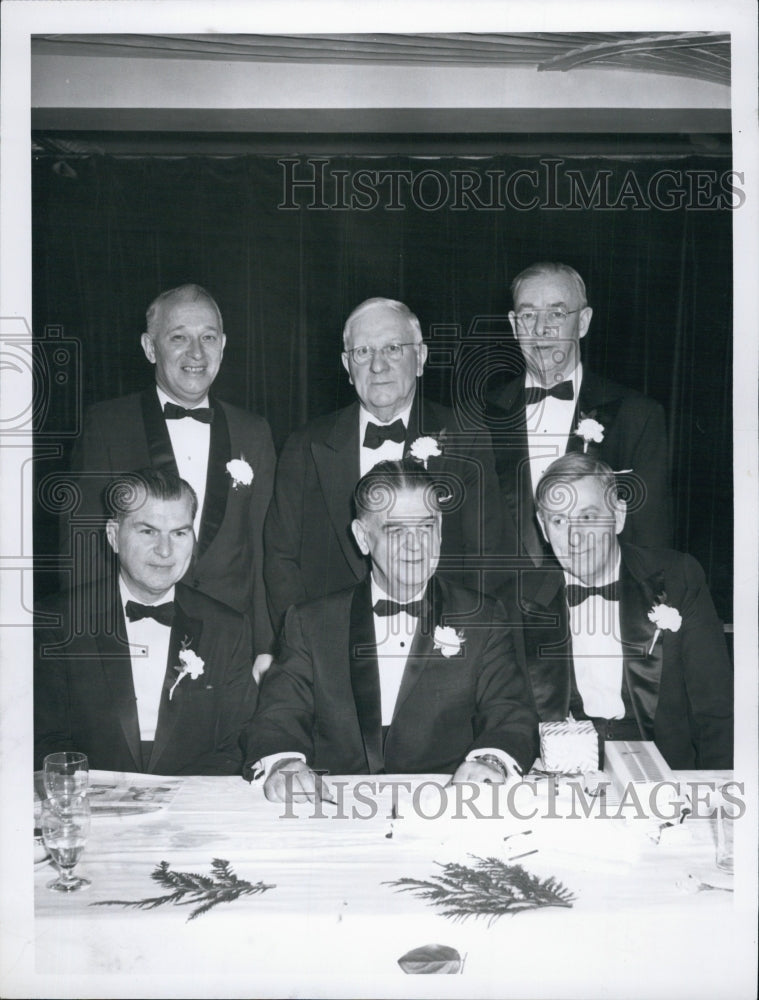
[252,653,273,685]
[263,757,334,804]
[450,759,516,787]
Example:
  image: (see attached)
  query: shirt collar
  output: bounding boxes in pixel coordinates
[359,399,414,436]
[525,361,582,394]
[119,575,175,610]
[156,385,210,411]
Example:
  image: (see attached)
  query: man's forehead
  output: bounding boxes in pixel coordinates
[515,274,577,305]
[348,309,411,345]
[370,487,438,519]
[122,494,193,524]
[160,298,220,332]
[541,475,612,508]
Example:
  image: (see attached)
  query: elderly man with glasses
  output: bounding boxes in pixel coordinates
[264,297,503,631]
[485,262,673,573]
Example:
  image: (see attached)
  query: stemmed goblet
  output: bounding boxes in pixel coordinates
[40,795,91,892]
[43,752,89,802]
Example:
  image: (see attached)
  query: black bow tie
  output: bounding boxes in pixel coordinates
[523,381,574,405]
[373,598,426,618]
[566,582,618,607]
[163,401,214,424]
[125,600,175,627]
[363,419,406,449]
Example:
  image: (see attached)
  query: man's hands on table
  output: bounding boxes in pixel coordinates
[263,758,334,803]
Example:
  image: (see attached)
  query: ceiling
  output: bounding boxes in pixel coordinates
[32,32,731,85]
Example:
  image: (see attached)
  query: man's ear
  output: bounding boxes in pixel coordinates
[613,497,627,535]
[105,519,119,554]
[508,311,518,341]
[140,332,156,364]
[341,352,353,386]
[416,342,428,376]
[351,518,370,556]
[535,508,551,544]
[578,306,593,340]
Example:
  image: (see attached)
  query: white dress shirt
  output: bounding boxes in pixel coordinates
[157,386,210,537]
[358,401,413,477]
[525,364,582,495]
[119,577,175,740]
[565,553,625,719]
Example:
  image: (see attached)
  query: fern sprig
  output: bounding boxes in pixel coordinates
[91,858,275,921]
[386,855,575,925]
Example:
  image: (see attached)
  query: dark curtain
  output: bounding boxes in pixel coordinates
[32,149,733,620]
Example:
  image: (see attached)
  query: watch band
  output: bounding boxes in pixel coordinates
[473,753,510,779]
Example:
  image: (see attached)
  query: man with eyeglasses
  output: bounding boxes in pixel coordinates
[486,262,672,569]
[264,297,503,631]
[514,452,732,769]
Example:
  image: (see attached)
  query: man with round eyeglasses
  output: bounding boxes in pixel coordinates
[486,262,673,571]
[264,297,503,630]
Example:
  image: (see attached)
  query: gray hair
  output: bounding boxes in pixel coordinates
[535,453,619,513]
[510,263,588,309]
[145,284,223,337]
[342,297,423,350]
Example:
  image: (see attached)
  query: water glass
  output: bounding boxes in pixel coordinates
[43,752,89,802]
[40,796,91,892]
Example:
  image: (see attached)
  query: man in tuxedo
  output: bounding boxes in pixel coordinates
[65,283,275,671]
[36,469,257,775]
[264,297,503,631]
[486,262,672,570]
[516,453,732,769]
[246,459,538,802]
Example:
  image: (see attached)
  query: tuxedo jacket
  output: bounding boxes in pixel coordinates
[510,543,733,769]
[263,394,504,630]
[486,369,672,563]
[65,387,275,654]
[244,576,538,777]
[34,580,257,775]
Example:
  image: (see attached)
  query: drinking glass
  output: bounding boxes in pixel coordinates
[40,796,91,892]
[43,752,89,802]
[715,796,735,874]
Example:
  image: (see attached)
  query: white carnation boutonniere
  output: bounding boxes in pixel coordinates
[226,456,254,489]
[647,593,682,655]
[169,638,205,700]
[408,435,442,469]
[574,413,605,454]
[433,625,465,658]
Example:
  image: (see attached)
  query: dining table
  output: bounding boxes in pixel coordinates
[32,766,752,999]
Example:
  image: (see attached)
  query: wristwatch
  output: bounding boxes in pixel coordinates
[473,754,510,779]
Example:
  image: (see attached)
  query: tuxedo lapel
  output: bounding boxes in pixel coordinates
[348,578,383,773]
[519,569,574,718]
[390,577,441,723]
[618,553,663,741]
[490,376,545,564]
[96,594,142,771]
[312,404,366,581]
[570,370,624,457]
[149,601,204,772]
[196,395,231,558]
[140,388,179,474]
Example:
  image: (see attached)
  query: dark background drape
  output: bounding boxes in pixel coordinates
[32,147,733,621]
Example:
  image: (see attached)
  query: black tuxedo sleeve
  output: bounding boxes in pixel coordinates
[247,423,276,655]
[263,431,311,631]
[469,602,539,774]
[619,397,672,549]
[243,604,316,769]
[677,555,733,768]
[188,614,259,776]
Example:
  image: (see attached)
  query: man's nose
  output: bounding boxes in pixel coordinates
[154,533,172,558]
[186,336,206,358]
[369,347,389,372]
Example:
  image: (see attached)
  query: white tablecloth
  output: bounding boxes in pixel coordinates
[32,770,751,998]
